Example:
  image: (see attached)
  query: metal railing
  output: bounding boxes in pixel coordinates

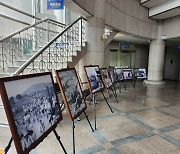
[13,16,86,75]
[0,18,66,75]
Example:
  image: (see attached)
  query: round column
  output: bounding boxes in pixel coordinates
[145,39,166,85]
[78,0,106,82]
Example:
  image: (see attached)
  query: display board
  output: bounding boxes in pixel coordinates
[134,68,139,78]
[115,68,124,81]
[0,72,62,154]
[55,68,87,120]
[84,65,104,94]
[108,66,118,84]
[123,68,133,80]
[100,68,113,89]
[134,68,147,79]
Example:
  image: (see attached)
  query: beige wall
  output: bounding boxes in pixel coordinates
[161,16,180,39]
[135,45,149,69]
[105,0,158,39]
[73,0,95,15]
[71,0,158,39]
[71,0,180,40]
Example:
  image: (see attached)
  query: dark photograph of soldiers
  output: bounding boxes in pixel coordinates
[57,70,86,117]
[123,69,133,80]
[101,68,112,88]
[138,69,147,79]
[85,66,104,93]
[109,67,118,83]
[115,68,123,81]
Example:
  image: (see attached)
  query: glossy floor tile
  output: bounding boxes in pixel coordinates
[0,81,180,154]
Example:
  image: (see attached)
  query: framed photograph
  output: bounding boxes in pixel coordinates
[134,68,139,78]
[123,68,133,80]
[55,68,87,120]
[0,72,62,154]
[137,68,147,79]
[84,65,104,94]
[108,66,118,84]
[100,68,113,89]
[115,68,124,81]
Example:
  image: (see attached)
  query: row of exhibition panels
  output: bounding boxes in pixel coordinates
[0,65,147,154]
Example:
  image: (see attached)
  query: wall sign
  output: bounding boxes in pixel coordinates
[47,0,64,10]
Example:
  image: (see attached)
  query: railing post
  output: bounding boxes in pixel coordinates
[1,43,5,73]
[47,20,50,42]
[81,18,82,47]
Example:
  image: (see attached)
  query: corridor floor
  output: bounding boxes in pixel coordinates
[0,81,180,154]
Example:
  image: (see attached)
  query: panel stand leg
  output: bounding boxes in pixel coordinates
[84,112,94,132]
[143,80,147,88]
[111,87,118,103]
[101,91,113,113]
[113,84,117,97]
[119,82,122,93]
[122,80,126,90]
[92,94,97,130]
[4,137,12,154]
[53,130,67,154]
[131,80,135,88]
[72,120,75,154]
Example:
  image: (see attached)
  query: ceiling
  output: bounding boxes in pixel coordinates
[113,33,180,49]
[113,33,150,45]
[151,7,180,20]
[141,0,169,8]
[141,0,180,20]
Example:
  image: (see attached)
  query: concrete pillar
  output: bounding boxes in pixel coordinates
[145,39,166,85]
[78,0,106,82]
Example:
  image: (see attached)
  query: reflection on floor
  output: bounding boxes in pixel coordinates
[0,81,180,154]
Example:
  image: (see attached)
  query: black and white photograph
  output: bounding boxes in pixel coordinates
[123,68,133,80]
[100,68,112,89]
[137,68,147,79]
[0,73,62,154]
[84,66,104,94]
[134,68,139,78]
[115,68,124,81]
[109,67,118,83]
[55,69,87,120]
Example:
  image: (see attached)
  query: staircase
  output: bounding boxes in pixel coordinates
[0,16,87,77]
[0,17,87,131]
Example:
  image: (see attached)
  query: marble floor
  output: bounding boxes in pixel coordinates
[0,81,180,154]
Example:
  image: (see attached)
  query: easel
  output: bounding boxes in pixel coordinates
[119,80,126,91]
[92,91,113,130]
[71,111,94,154]
[107,86,118,103]
[4,129,67,154]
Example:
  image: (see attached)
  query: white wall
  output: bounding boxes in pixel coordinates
[164,47,180,80]
[0,0,34,37]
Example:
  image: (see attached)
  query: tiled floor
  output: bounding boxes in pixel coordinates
[0,81,180,154]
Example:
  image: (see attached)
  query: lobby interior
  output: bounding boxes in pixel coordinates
[0,0,180,153]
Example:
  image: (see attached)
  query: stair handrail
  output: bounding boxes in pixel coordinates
[13,16,86,76]
[0,18,66,42]
[0,13,30,25]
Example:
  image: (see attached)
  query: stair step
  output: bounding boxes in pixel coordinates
[0,106,8,126]
[22,51,76,60]
[0,73,12,78]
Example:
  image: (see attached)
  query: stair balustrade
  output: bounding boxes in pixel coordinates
[0,17,75,76]
[7,16,86,76]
